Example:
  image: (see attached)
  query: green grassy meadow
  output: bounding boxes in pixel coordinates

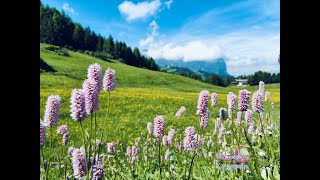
[40,43,280,179]
[40,44,279,144]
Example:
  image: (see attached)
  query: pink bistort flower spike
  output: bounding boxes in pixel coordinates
[44,95,61,127]
[175,106,186,118]
[147,122,153,134]
[259,81,265,95]
[196,90,209,116]
[183,126,198,151]
[245,110,253,125]
[103,67,116,92]
[211,92,218,107]
[40,120,46,146]
[252,91,264,113]
[153,116,165,139]
[167,129,175,145]
[72,147,87,179]
[83,79,99,114]
[91,161,104,180]
[227,92,237,111]
[87,63,102,92]
[70,89,87,122]
[238,90,250,111]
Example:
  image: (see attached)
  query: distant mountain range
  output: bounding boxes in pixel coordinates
[156,58,229,77]
[160,66,211,80]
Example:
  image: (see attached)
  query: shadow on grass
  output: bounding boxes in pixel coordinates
[40,57,57,73]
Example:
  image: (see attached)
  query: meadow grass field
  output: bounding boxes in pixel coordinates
[40,43,280,179]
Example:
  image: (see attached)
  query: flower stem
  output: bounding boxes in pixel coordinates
[88,113,93,168]
[107,91,111,117]
[94,112,97,163]
[258,113,264,135]
[158,140,162,180]
[79,120,88,174]
[45,127,53,179]
[230,114,236,145]
[63,146,67,179]
[41,146,45,170]
[187,152,196,180]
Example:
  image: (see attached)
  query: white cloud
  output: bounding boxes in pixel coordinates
[220,33,280,75]
[141,31,279,75]
[62,3,78,15]
[164,0,173,9]
[139,36,154,47]
[118,0,162,21]
[145,41,222,61]
[149,20,159,35]
[139,20,159,47]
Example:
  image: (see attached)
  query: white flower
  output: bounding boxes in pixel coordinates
[222,141,227,147]
[258,151,266,157]
[261,168,267,179]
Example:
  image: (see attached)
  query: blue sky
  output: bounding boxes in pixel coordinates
[41,0,280,76]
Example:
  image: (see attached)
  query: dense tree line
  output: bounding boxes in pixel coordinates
[204,73,235,87]
[40,2,159,71]
[236,71,280,86]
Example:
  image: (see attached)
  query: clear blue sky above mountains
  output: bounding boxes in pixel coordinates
[42,0,280,76]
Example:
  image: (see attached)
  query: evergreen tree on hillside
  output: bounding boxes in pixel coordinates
[124,47,135,66]
[148,57,159,71]
[271,73,277,83]
[276,73,280,82]
[90,31,98,51]
[103,35,114,55]
[119,42,128,62]
[96,35,104,52]
[113,41,121,59]
[60,12,74,47]
[72,24,85,50]
[40,5,55,44]
[133,47,142,67]
[52,10,67,46]
[205,73,226,87]
[83,27,91,50]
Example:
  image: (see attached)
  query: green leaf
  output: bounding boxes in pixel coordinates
[273,165,280,180]
[85,130,90,139]
[146,173,154,179]
[258,157,270,167]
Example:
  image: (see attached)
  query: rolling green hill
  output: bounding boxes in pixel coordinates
[40,43,227,92]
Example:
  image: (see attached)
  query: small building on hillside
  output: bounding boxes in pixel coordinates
[235,79,248,86]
